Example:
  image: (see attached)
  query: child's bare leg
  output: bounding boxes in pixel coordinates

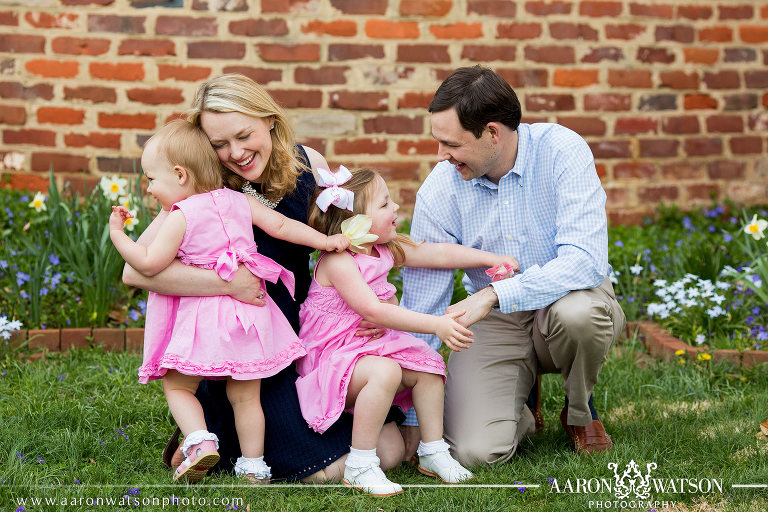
[345,356,402,449]
[226,379,264,458]
[401,369,444,442]
[162,370,206,436]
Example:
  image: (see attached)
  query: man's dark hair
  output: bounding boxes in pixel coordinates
[429,65,522,138]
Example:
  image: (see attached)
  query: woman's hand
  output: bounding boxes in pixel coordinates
[226,266,267,306]
[325,233,351,253]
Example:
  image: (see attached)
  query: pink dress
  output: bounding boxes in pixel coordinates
[138,188,306,384]
[295,245,446,433]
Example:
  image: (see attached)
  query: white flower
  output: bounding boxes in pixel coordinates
[711,294,726,305]
[629,264,643,275]
[653,279,667,287]
[99,175,128,201]
[744,214,768,240]
[123,209,140,232]
[28,192,46,212]
[706,306,725,318]
[695,334,706,345]
[7,319,21,330]
[119,195,136,210]
[609,271,618,284]
[340,214,378,253]
[715,281,730,290]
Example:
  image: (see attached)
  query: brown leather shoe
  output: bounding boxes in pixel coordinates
[162,427,182,469]
[527,374,544,433]
[560,406,612,454]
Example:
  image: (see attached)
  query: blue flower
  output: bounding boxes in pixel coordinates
[707,225,716,233]
[127,310,140,322]
[19,195,28,202]
[723,233,732,242]
[15,272,30,287]
[752,306,761,315]
[49,253,60,266]
[57,373,66,381]
[0,260,7,270]
[682,217,693,230]
[39,287,48,297]
[137,300,147,314]
[614,240,624,247]
[746,316,754,325]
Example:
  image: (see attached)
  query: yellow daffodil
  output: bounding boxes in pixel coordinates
[99,175,128,201]
[119,195,135,210]
[123,209,139,232]
[28,192,46,212]
[696,353,712,361]
[677,359,685,365]
[674,349,685,356]
[743,214,768,240]
[341,214,379,254]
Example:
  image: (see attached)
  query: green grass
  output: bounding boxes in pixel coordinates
[0,335,765,512]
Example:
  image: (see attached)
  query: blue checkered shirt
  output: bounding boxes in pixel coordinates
[399,123,610,425]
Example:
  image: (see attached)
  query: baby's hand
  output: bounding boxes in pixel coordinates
[487,256,520,281]
[435,310,474,352]
[109,205,133,231]
[326,233,351,253]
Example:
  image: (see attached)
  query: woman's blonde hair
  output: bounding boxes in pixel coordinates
[186,73,305,201]
[307,168,416,265]
[148,119,222,193]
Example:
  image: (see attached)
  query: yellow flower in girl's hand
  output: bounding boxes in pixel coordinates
[341,214,378,253]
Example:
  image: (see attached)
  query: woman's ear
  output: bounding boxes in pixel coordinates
[173,165,189,186]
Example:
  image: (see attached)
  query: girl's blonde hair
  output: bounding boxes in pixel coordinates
[307,168,416,265]
[148,119,222,193]
[186,73,305,201]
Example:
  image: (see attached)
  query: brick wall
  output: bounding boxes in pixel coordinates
[1,0,767,224]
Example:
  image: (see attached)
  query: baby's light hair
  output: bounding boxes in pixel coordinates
[307,167,415,265]
[146,119,222,193]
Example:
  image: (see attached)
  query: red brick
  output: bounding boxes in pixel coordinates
[295,66,349,85]
[468,0,516,16]
[683,48,719,65]
[639,94,677,111]
[397,45,450,63]
[126,87,184,105]
[719,5,753,20]
[37,107,85,125]
[0,104,26,124]
[330,91,388,111]
[363,115,424,134]
[156,15,216,36]
[615,117,657,134]
[0,34,45,53]
[431,22,483,39]
[30,152,89,173]
[497,23,542,39]
[125,328,144,352]
[590,140,631,159]
[686,183,720,201]
[221,66,280,84]
[0,175,46,191]
[302,20,356,37]
[685,138,723,156]
[550,22,598,41]
[748,113,768,131]
[89,62,144,81]
[629,3,673,18]
[329,44,384,61]
[267,89,323,108]
[64,132,121,149]
[61,175,100,197]
[119,39,175,56]
[92,328,124,351]
[705,114,743,133]
[684,94,718,110]
[0,82,53,100]
[3,129,56,146]
[605,23,646,40]
[724,93,758,111]
[365,20,419,39]
[0,11,17,25]
[525,94,575,111]
[662,116,700,134]
[580,1,622,17]
[604,186,628,205]
[261,0,312,12]
[361,161,420,180]
[707,160,745,180]
[398,92,434,109]
[524,45,575,64]
[525,1,571,15]
[188,41,245,59]
[25,12,78,29]
[231,18,289,36]
[158,64,211,82]
[398,187,417,206]
[27,329,60,351]
[63,85,116,103]
[724,48,756,63]
[656,25,695,43]
[640,139,679,157]
[699,26,733,43]
[60,328,92,350]
[557,116,606,136]
[764,93,768,108]
[638,185,678,203]
[497,69,549,87]
[584,93,631,111]
[763,5,768,19]
[678,5,712,20]
[608,210,646,226]
[461,44,516,61]
[330,0,387,14]
[614,162,656,179]
[637,47,675,64]
[87,14,145,33]
[397,139,439,155]
[98,112,155,130]
[401,0,452,16]
[62,0,114,5]
[660,161,703,179]
[334,138,387,155]
[703,71,740,89]
[51,37,110,56]
[256,43,319,62]
[742,350,768,369]
[608,70,652,88]
[730,136,762,154]
[553,69,598,87]
[97,156,141,174]
[659,71,699,90]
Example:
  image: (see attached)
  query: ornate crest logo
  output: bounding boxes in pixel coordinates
[607,460,658,500]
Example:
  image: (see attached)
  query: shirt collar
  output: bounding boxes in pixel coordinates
[469,124,529,189]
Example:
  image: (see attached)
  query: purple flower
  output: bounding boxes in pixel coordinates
[57,373,66,381]
[20,291,29,300]
[16,507,25,512]
[0,260,7,270]
[757,332,768,341]
[746,316,754,325]
[36,457,45,464]
[15,271,30,287]
[614,240,624,247]
[137,300,147,314]
[707,225,716,233]
[723,233,732,242]
[752,306,761,315]
[39,287,48,297]
[49,253,60,266]
[127,310,140,322]
[682,217,693,230]
[19,195,28,202]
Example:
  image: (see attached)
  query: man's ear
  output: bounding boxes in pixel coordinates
[173,165,189,186]
[486,122,501,143]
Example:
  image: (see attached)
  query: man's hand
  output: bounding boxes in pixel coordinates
[399,425,420,465]
[446,286,498,328]
[226,266,267,306]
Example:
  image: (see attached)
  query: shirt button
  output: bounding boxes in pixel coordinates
[503,200,509,205]
[507,235,513,241]
[213,191,220,197]
[511,305,518,311]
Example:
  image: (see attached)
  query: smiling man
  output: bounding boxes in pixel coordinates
[401,65,626,466]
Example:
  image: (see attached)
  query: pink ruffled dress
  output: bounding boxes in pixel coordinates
[295,245,446,433]
[138,188,307,384]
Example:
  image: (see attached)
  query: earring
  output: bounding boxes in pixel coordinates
[269,125,274,131]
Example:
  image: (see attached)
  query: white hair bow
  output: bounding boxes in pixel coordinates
[315,165,354,212]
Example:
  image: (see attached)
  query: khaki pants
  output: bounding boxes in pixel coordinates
[444,277,626,466]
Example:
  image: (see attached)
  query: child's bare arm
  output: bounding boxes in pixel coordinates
[401,242,519,273]
[110,208,186,277]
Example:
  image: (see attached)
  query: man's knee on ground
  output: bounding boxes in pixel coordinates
[448,423,519,467]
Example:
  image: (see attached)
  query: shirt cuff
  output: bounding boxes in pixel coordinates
[402,407,418,426]
[490,275,525,314]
